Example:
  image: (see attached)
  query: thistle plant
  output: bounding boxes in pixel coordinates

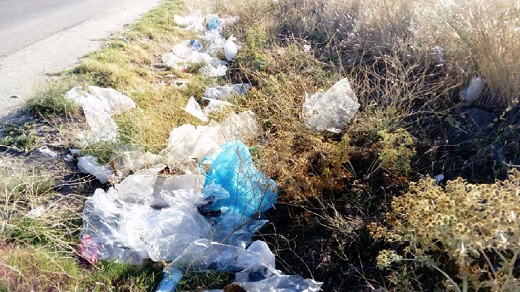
[370,168,520,291]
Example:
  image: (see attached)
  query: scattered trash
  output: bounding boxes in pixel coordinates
[224,36,239,61]
[203,98,233,115]
[162,42,227,77]
[173,12,205,32]
[77,156,115,184]
[460,77,485,103]
[25,206,45,219]
[303,44,312,53]
[64,86,136,146]
[111,151,161,179]
[184,97,234,122]
[37,146,58,158]
[80,167,211,264]
[432,45,444,63]
[303,78,360,133]
[204,84,251,100]
[189,39,203,51]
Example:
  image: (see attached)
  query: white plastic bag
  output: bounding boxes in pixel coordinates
[303,78,359,133]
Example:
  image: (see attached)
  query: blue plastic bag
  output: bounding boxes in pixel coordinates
[207,17,221,31]
[201,141,278,218]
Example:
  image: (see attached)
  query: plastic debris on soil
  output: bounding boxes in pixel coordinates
[303,78,360,133]
[167,110,259,174]
[77,12,322,292]
[460,76,485,103]
[64,86,135,146]
[80,140,321,291]
[163,14,242,77]
[204,84,251,100]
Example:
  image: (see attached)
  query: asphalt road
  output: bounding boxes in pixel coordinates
[0,0,161,118]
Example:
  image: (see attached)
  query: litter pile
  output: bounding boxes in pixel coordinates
[67,11,326,292]
[79,139,321,291]
[162,12,239,77]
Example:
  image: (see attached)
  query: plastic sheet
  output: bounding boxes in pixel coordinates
[64,86,135,146]
[166,111,259,173]
[303,78,359,133]
[80,169,211,264]
[204,84,251,100]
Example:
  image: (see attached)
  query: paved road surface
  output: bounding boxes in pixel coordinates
[0,0,161,118]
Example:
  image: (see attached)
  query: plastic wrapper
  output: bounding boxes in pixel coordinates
[303,78,359,133]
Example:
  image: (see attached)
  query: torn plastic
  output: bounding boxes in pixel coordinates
[204,84,251,100]
[185,97,209,122]
[460,76,485,103]
[111,151,161,179]
[184,97,233,122]
[80,168,212,264]
[162,42,227,77]
[303,78,359,133]
[166,111,259,173]
[173,12,205,32]
[64,86,135,146]
[37,146,58,158]
[77,156,115,184]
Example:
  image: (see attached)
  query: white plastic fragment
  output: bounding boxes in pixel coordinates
[199,63,227,77]
[25,206,45,219]
[204,84,251,100]
[166,111,259,173]
[460,77,485,103]
[112,151,161,178]
[203,98,233,115]
[80,170,211,264]
[184,97,209,122]
[77,156,115,184]
[64,86,135,146]
[37,146,58,158]
[173,12,205,32]
[303,78,360,133]
[223,36,239,61]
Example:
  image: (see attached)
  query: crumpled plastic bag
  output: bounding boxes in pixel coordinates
[174,12,205,32]
[201,141,278,218]
[303,78,359,133]
[163,239,323,292]
[166,111,259,173]
[64,86,136,146]
[79,168,211,264]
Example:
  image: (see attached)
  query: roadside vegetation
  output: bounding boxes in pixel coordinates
[1,0,519,291]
